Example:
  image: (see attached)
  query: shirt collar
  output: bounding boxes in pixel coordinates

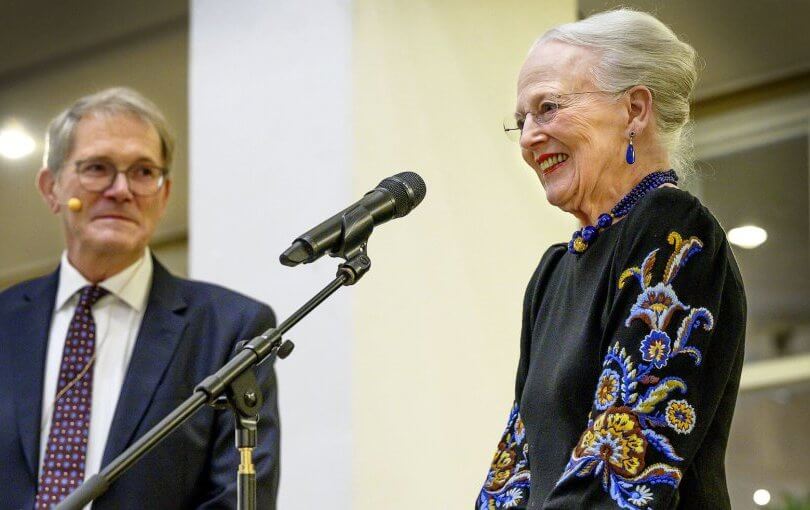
[55,248,153,312]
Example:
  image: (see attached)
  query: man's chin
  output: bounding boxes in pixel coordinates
[82,232,146,258]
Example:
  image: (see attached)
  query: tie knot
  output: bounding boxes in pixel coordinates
[78,285,109,308]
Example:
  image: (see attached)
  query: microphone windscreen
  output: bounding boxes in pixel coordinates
[67,197,83,212]
[377,172,427,217]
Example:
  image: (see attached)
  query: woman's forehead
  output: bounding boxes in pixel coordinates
[517,41,597,98]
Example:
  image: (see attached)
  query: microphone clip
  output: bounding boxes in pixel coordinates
[332,205,374,285]
[331,205,374,261]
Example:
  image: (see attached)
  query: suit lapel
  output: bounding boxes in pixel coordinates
[12,269,59,479]
[101,260,187,466]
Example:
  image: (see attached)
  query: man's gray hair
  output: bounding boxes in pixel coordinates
[43,87,175,173]
[535,8,698,172]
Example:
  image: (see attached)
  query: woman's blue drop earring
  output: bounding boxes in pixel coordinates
[625,131,636,164]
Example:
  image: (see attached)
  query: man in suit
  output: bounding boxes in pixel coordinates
[0,87,279,509]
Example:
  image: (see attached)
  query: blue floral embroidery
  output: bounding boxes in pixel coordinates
[595,368,621,410]
[639,331,671,368]
[478,403,531,509]
[556,232,714,510]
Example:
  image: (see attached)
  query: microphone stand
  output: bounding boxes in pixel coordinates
[56,206,376,510]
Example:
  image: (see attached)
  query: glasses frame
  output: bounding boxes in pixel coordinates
[73,158,169,196]
[503,89,626,141]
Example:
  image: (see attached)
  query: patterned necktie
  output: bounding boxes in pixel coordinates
[35,285,108,509]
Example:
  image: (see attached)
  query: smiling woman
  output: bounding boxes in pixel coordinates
[478,9,747,510]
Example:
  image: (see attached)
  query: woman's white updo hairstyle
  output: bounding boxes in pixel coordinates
[535,9,698,172]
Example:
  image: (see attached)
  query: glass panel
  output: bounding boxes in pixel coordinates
[697,133,810,508]
[698,134,810,361]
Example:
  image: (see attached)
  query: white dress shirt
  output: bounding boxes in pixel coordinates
[39,249,153,490]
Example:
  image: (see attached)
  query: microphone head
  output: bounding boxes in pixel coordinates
[67,197,83,212]
[376,171,426,218]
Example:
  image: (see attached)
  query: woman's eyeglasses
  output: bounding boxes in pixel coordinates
[503,90,622,142]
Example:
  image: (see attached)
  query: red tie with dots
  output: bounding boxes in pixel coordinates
[35,285,108,509]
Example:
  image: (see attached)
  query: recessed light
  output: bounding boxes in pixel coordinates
[728,225,767,249]
[0,126,36,159]
[753,488,771,506]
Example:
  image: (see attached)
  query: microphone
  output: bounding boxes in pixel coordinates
[280,171,426,266]
[63,197,83,212]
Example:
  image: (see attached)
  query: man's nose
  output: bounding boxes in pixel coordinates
[104,171,134,199]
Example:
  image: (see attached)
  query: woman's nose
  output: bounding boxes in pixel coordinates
[519,115,547,150]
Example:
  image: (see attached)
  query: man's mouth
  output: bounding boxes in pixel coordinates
[538,153,569,175]
[95,214,136,223]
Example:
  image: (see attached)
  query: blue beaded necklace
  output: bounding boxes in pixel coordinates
[568,169,679,254]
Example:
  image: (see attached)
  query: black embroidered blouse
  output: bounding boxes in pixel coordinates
[477,187,747,509]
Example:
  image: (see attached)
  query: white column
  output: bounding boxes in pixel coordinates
[189,1,353,507]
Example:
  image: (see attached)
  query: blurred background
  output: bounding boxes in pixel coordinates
[0,0,807,508]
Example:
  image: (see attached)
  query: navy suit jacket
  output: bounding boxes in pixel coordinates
[0,258,280,509]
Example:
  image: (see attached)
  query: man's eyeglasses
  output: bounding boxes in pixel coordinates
[503,90,621,142]
[73,159,168,196]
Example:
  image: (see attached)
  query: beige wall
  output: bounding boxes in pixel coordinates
[352,2,576,507]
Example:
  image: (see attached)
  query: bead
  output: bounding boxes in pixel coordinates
[582,225,598,242]
[568,170,678,255]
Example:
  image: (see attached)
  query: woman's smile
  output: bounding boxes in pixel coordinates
[537,153,569,176]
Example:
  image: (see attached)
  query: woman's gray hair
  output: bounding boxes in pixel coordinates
[43,87,175,173]
[536,9,698,172]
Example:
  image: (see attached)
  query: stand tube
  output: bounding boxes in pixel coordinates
[236,417,258,510]
[56,265,359,510]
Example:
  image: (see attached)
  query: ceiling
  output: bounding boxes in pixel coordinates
[579,0,810,100]
[0,0,187,81]
[2,0,807,98]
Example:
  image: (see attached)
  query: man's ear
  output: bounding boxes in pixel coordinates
[625,85,654,137]
[36,168,61,214]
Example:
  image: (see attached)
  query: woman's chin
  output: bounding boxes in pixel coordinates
[543,190,566,209]
[540,178,573,209]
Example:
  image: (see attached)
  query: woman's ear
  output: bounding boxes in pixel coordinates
[36,167,61,214]
[625,85,654,137]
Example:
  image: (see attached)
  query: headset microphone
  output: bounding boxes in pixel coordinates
[66,197,83,212]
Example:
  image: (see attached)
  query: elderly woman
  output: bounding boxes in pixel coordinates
[477,9,746,510]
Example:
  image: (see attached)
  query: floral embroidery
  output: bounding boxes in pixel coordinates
[595,369,621,410]
[478,403,531,510]
[665,400,696,434]
[557,231,714,509]
[628,485,654,506]
[639,331,671,368]
[574,407,646,478]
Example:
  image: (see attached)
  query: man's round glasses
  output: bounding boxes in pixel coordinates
[74,159,168,196]
[502,90,621,142]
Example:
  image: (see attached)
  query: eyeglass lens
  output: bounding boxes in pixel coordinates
[76,160,164,195]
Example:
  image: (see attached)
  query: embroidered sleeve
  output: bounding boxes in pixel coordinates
[477,403,531,509]
[551,227,745,509]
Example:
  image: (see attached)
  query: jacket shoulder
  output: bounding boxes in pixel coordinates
[0,271,58,305]
[153,263,276,327]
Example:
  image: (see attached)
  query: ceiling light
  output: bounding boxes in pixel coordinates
[728,225,767,249]
[0,126,36,159]
[753,488,771,506]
